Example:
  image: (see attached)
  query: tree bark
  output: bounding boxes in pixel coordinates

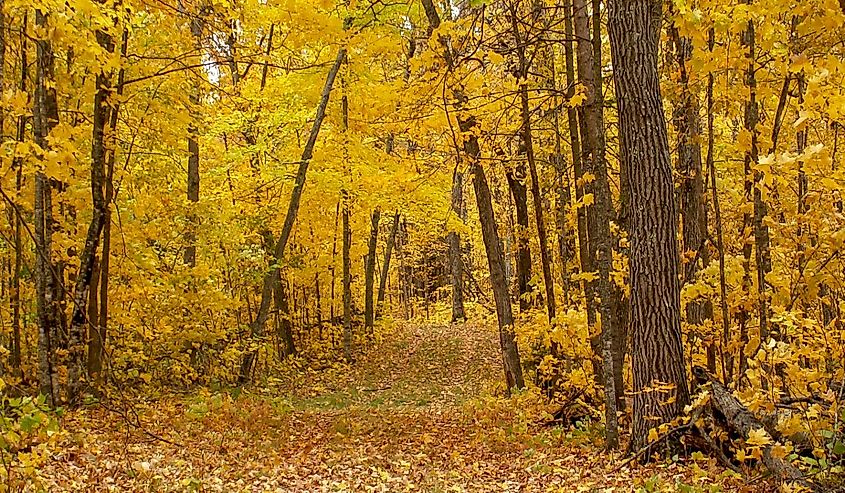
[508,2,556,322]
[9,14,26,374]
[608,0,690,454]
[184,12,202,268]
[342,197,353,361]
[448,170,467,322]
[377,212,400,319]
[506,166,533,312]
[364,208,380,334]
[573,0,619,448]
[34,9,62,405]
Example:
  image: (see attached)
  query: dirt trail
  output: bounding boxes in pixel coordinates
[36,322,747,492]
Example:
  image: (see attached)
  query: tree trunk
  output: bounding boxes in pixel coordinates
[34,9,62,405]
[505,166,533,312]
[9,14,26,374]
[238,48,346,382]
[609,0,690,454]
[184,13,202,268]
[342,197,353,361]
[573,0,619,448]
[448,171,467,322]
[508,2,555,322]
[742,4,772,345]
[275,272,296,357]
[467,132,525,392]
[364,208,380,334]
[377,212,400,319]
[705,28,732,384]
[67,19,114,403]
[668,11,712,332]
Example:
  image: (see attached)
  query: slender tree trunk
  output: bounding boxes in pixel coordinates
[342,196,352,361]
[238,49,346,382]
[364,208,380,335]
[743,4,771,345]
[275,272,295,357]
[573,0,619,448]
[564,0,601,382]
[34,9,62,405]
[705,28,732,384]
[421,0,523,391]
[9,15,26,374]
[608,0,690,454]
[377,212,400,319]
[184,14,202,268]
[67,16,115,402]
[466,120,525,392]
[508,2,555,322]
[506,167,533,312]
[330,200,339,322]
[448,170,467,322]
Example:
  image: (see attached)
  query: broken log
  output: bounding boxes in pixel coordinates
[693,366,823,492]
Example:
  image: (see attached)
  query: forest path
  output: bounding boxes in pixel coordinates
[39,321,740,492]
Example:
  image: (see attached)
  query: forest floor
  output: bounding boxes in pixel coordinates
[36,320,763,492]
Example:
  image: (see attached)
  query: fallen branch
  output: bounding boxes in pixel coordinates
[693,366,823,492]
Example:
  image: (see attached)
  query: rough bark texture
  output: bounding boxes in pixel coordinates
[448,171,466,322]
[378,212,400,319]
[608,0,690,453]
[365,208,380,333]
[573,0,619,448]
[238,49,346,382]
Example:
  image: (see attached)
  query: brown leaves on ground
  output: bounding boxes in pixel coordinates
[35,322,759,492]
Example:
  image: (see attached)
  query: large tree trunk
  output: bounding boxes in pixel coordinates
[364,208,380,335]
[573,0,620,448]
[608,0,690,454]
[238,49,346,382]
[377,212,400,319]
[448,171,466,322]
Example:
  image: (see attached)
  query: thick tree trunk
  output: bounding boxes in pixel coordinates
[608,0,690,454]
[364,208,380,334]
[573,0,619,448]
[448,171,467,322]
[377,212,400,319]
[238,49,346,382]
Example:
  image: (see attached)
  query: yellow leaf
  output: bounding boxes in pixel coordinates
[746,427,771,447]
